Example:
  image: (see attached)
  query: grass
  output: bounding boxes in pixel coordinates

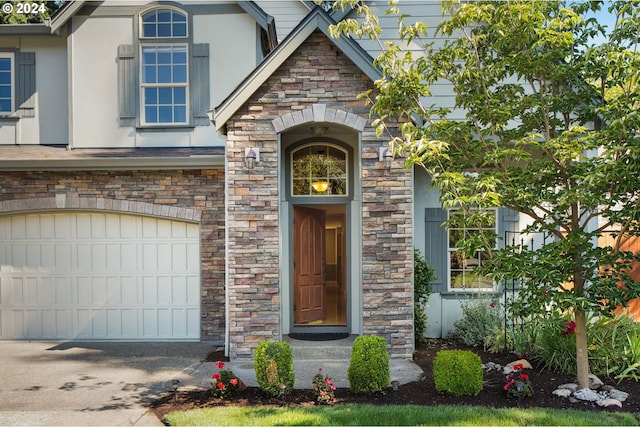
[163,404,639,426]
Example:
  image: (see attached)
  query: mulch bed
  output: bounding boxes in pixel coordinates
[149,338,640,422]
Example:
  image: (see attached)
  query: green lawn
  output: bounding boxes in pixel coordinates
[163,404,639,426]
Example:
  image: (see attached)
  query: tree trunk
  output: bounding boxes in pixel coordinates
[575,310,590,389]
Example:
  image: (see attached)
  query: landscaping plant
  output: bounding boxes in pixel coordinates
[211,361,242,399]
[414,249,435,343]
[312,368,337,405]
[449,298,503,348]
[347,336,390,394]
[504,363,533,399]
[253,341,294,397]
[433,350,483,397]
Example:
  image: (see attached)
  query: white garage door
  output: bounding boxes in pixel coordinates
[0,212,200,340]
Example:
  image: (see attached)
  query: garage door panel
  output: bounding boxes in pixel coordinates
[0,213,201,340]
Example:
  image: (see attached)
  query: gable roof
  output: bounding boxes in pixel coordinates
[211,6,380,132]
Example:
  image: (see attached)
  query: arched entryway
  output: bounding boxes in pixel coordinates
[275,107,364,337]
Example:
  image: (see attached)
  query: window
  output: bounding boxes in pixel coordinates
[139,8,188,125]
[448,208,497,289]
[292,144,348,196]
[0,54,14,114]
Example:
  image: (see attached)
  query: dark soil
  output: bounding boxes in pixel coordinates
[149,338,640,422]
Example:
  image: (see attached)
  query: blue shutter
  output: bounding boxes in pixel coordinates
[424,208,447,293]
[15,52,35,118]
[117,44,137,127]
[190,43,210,126]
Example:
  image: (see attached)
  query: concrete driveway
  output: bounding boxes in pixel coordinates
[0,341,217,426]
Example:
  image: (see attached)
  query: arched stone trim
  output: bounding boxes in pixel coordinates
[0,195,202,222]
[271,104,367,133]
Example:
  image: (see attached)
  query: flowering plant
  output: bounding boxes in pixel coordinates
[211,361,241,399]
[312,368,336,405]
[504,363,533,399]
[562,320,576,335]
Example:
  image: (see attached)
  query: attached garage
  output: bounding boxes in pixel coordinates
[0,212,201,340]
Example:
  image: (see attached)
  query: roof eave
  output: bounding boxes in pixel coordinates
[0,156,224,171]
[49,0,88,34]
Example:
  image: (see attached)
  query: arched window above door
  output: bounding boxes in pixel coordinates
[291,144,348,196]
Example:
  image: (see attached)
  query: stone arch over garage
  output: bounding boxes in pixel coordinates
[0,196,201,222]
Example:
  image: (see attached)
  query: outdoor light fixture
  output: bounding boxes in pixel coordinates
[311,180,330,193]
[379,146,393,168]
[391,380,400,402]
[244,147,259,169]
[172,379,180,402]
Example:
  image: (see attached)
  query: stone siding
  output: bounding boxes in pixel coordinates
[225,30,414,359]
[0,169,226,343]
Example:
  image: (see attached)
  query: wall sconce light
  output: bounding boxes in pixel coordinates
[379,146,393,168]
[244,147,259,169]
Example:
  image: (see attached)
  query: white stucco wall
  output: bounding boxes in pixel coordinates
[68,7,258,148]
[0,36,68,145]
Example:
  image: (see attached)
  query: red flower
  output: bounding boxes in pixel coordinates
[490,303,495,308]
[513,363,524,371]
[212,373,220,380]
[520,373,529,381]
[217,382,225,390]
[229,378,239,387]
[216,361,225,369]
[562,320,576,335]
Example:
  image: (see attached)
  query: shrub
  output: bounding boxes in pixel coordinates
[347,336,390,394]
[253,341,295,397]
[414,249,435,343]
[433,350,483,396]
[449,298,503,347]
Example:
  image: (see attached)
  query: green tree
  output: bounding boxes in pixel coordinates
[0,1,63,24]
[330,0,640,389]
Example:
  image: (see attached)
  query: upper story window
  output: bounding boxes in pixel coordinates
[139,8,188,125]
[0,53,14,114]
[448,208,497,290]
[292,144,348,196]
[141,9,187,38]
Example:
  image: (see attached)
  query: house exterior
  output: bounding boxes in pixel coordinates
[0,1,526,361]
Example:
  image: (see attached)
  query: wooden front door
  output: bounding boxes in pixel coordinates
[293,206,326,324]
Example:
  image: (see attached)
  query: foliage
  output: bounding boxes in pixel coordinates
[449,297,503,348]
[211,361,241,400]
[588,314,640,381]
[504,363,533,399]
[432,350,483,397]
[329,0,640,389]
[347,336,390,394]
[0,1,63,24]
[312,368,337,405]
[253,341,294,397]
[414,249,435,343]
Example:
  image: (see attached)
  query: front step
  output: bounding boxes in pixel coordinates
[285,334,354,361]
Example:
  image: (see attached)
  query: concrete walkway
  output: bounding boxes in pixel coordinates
[0,341,424,426]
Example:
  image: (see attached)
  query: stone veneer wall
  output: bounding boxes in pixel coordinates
[225,30,414,359]
[0,169,226,343]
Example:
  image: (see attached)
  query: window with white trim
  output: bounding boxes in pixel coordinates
[291,144,348,196]
[140,8,188,125]
[448,208,497,290]
[0,53,14,114]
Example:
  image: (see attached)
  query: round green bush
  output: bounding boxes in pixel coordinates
[253,341,295,397]
[433,350,483,396]
[347,335,390,394]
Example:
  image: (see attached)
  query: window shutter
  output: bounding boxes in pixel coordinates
[117,44,137,127]
[190,43,210,126]
[424,208,447,293]
[15,52,35,118]
[498,208,520,247]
